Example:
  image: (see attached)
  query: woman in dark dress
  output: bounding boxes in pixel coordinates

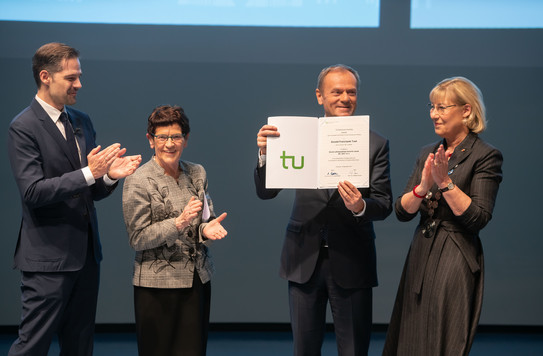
[383,77,503,356]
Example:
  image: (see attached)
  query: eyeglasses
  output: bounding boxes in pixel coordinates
[152,133,185,143]
[428,103,456,115]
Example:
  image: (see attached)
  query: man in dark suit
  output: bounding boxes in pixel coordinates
[254,64,392,356]
[7,42,141,356]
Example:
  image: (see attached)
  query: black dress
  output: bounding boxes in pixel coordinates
[383,133,503,356]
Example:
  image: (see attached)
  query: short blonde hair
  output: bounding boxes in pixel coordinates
[429,77,487,133]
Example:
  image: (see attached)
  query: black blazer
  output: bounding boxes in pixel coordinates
[7,98,116,272]
[255,130,392,288]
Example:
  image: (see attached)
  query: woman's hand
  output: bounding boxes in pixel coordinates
[417,153,434,196]
[175,196,202,231]
[401,153,435,214]
[431,144,451,188]
[202,213,228,240]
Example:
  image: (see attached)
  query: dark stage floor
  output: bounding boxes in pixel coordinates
[1,327,542,355]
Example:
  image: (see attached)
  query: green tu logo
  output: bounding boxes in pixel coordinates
[281,151,304,169]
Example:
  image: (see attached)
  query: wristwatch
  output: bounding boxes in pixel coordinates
[439,181,455,193]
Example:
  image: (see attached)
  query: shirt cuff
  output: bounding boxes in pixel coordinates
[82,166,95,186]
[258,151,266,167]
[352,199,367,217]
[103,173,118,186]
[82,166,117,186]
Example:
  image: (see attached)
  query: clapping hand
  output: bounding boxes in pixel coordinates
[88,143,122,179]
[175,197,203,231]
[430,144,451,188]
[202,213,228,240]
[108,154,142,180]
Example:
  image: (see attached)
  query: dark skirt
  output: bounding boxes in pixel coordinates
[383,229,484,356]
[134,272,211,356]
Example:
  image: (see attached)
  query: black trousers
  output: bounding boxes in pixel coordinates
[288,247,373,356]
[134,272,211,356]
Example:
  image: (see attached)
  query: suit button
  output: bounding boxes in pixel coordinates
[72,193,80,198]
[187,230,193,237]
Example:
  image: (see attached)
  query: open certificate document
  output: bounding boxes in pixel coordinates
[266,115,369,189]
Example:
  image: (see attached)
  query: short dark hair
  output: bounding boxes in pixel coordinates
[147,105,190,137]
[32,42,80,88]
[316,64,360,91]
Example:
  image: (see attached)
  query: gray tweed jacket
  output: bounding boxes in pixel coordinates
[122,157,215,288]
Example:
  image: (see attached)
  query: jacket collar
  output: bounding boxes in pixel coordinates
[443,131,478,171]
[30,99,81,169]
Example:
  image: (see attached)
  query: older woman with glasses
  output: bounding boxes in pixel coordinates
[122,105,227,356]
[383,77,503,356]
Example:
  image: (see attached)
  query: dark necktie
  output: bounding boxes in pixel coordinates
[59,112,80,165]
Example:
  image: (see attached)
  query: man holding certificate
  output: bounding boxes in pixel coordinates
[254,64,392,356]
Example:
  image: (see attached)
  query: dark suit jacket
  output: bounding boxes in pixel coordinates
[255,130,392,289]
[7,98,116,272]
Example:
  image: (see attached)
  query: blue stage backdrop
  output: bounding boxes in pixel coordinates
[0,0,542,327]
